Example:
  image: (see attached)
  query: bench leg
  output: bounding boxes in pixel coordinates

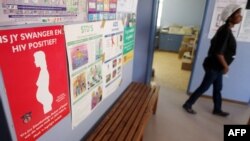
[153,97,158,115]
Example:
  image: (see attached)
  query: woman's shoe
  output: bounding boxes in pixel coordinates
[183,104,196,114]
[213,111,229,117]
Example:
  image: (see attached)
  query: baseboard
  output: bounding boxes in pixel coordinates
[201,95,248,105]
[186,92,248,105]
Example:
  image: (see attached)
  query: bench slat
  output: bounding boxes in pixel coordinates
[132,86,159,141]
[85,82,159,141]
[96,83,146,141]
[124,86,158,141]
[108,85,151,141]
[86,82,140,141]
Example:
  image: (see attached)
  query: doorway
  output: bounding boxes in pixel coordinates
[152,0,207,92]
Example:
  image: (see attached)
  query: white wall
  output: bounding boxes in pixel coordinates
[160,0,206,28]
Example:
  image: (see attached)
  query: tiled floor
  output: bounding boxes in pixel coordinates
[144,50,250,141]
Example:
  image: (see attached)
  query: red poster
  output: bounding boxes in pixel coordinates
[0,26,70,141]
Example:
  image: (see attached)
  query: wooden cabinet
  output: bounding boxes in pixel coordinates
[159,33,183,52]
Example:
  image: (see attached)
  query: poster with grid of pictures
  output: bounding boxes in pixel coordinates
[64,22,104,128]
[87,0,117,22]
[102,20,123,97]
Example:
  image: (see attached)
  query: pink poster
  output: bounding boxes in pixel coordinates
[0,26,70,141]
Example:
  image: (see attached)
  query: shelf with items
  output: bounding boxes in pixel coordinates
[179,30,199,71]
[181,55,193,71]
[182,35,196,46]
[178,29,199,58]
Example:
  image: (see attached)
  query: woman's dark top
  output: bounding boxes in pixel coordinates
[203,24,236,71]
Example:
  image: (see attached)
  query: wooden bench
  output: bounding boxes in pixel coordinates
[84,82,159,141]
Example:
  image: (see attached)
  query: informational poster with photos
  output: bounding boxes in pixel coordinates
[208,0,247,38]
[102,55,123,97]
[0,0,87,26]
[88,0,117,22]
[103,20,123,96]
[64,22,104,128]
[0,26,70,141]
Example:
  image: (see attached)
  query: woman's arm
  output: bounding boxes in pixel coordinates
[217,54,229,74]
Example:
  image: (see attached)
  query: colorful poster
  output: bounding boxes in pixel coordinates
[123,26,135,64]
[0,26,70,141]
[103,55,122,97]
[64,22,104,128]
[109,0,117,12]
[97,0,104,12]
[103,20,123,61]
[122,13,136,64]
[116,0,137,58]
[88,0,117,22]
[208,0,247,38]
[0,0,87,26]
[103,0,110,11]
[103,20,123,96]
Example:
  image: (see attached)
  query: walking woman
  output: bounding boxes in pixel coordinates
[183,4,243,117]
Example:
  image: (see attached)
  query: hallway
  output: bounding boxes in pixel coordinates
[144,51,250,141]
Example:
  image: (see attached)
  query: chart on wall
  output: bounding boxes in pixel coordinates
[87,0,117,22]
[208,0,247,38]
[64,22,105,128]
[0,26,70,141]
[0,0,87,26]
[103,20,123,97]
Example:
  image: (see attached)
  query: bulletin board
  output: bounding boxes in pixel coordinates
[0,0,138,140]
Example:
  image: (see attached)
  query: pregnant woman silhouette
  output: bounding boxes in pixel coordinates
[34,51,53,114]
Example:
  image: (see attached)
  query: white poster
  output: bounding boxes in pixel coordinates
[0,0,87,26]
[103,55,123,98]
[64,22,104,128]
[117,0,138,13]
[131,0,138,13]
[208,0,247,38]
[103,20,123,97]
[238,2,250,42]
